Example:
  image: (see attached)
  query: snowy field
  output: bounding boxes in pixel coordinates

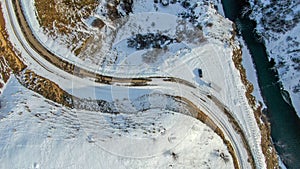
[0,0,270,168]
[19,0,234,77]
[0,77,234,169]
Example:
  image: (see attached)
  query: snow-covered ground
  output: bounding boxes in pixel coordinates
[1,0,269,168]
[0,73,8,95]
[239,37,265,107]
[0,76,234,169]
[20,0,235,77]
[248,0,300,117]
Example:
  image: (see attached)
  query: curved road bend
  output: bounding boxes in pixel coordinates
[3,0,260,168]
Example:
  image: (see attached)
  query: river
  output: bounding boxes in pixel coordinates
[221,0,300,168]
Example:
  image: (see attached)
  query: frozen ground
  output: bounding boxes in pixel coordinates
[1,0,269,168]
[0,76,234,169]
[20,0,234,77]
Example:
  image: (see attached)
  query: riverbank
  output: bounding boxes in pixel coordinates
[248,0,300,117]
[221,0,300,168]
[3,0,275,168]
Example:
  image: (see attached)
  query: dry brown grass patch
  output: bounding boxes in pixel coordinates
[0,4,26,74]
[34,0,99,52]
[21,70,73,107]
[35,0,98,30]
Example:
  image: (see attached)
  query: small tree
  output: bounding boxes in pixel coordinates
[220,152,230,163]
[171,151,179,161]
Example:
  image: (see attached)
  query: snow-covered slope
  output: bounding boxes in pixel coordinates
[21,0,234,77]
[1,0,270,168]
[0,76,234,169]
[249,0,300,117]
[0,59,10,95]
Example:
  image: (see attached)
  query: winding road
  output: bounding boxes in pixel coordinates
[1,0,263,168]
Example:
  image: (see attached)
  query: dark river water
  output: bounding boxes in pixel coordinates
[221,0,300,168]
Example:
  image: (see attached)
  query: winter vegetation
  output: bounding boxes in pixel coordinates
[249,0,300,116]
[0,0,279,168]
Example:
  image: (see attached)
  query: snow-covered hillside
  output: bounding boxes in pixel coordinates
[21,0,234,77]
[0,59,10,95]
[1,0,275,168]
[248,0,300,117]
[0,77,234,169]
